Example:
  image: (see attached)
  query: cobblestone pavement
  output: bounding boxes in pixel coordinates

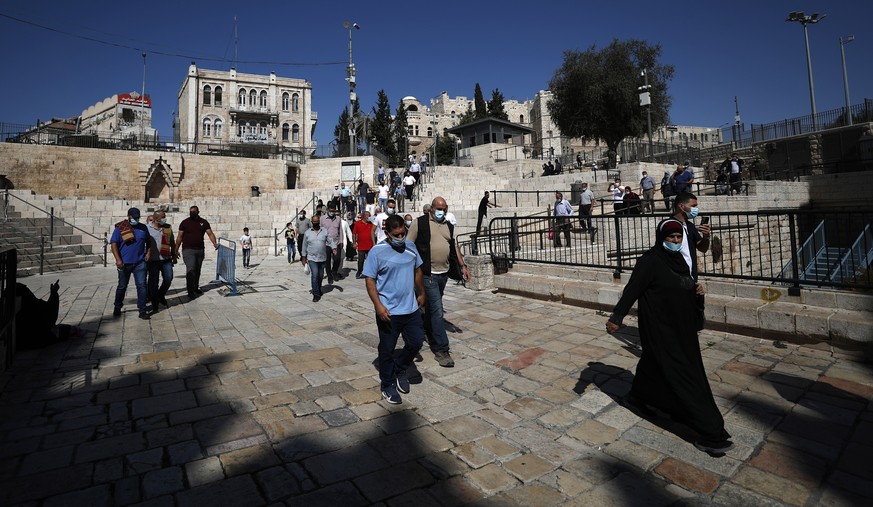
[2,255,871,506]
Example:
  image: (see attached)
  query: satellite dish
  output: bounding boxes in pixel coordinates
[343,20,350,29]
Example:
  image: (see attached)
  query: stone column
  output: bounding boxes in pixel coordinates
[465,254,495,291]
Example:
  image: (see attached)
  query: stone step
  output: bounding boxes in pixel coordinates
[492,261,872,347]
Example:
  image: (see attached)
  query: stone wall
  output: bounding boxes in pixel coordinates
[806,171,869,207]
[0,143,287,200]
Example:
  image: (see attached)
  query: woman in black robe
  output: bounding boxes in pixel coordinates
[606,219,733,454]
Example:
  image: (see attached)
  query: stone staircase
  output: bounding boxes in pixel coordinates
[492,261,873,347]
[0,207,104,277]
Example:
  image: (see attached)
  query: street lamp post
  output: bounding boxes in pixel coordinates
[786,11,826,130]
[840,35,855,126]
[344,21,360,157]
[141,52,147,145]
[639,69,653,162]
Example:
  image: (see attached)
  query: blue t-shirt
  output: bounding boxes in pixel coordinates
[110,222,150,264]
[362,241,423,315]
[673,170,693,193]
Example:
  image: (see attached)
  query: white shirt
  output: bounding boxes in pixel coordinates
[730,160,740,174]
[377,185,389,199]
[446,211,457,226]
[409,163,421,174]
[373,212,390,243]
[679,222,693,275]
[403,175,416,186]
[239,234,252,250]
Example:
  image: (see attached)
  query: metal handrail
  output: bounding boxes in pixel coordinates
[3,189,108,267]
[831,224,873,283]
[274,192,316,256]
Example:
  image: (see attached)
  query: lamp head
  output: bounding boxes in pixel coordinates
[353,23,360,29]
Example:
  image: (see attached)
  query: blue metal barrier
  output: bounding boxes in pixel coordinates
[214,238,239,296]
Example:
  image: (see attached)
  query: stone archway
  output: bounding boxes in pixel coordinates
[144,157,175,203]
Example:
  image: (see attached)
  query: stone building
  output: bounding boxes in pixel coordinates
[79,91,156,143]
[177,64,317,161]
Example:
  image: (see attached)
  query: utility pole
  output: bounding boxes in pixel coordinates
[840,35,855,126]
[344,21,360,157]
[638,69,653,162]
[141,52,147,145]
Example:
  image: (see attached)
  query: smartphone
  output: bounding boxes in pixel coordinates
[701,217,710,225]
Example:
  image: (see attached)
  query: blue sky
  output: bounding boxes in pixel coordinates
[1,1,870,143]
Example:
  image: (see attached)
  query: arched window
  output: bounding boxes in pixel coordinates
[238,88,246,106]
[214,86,222,106]
[249,89,256,107]
[427,127,433,137]
[259,121,268,136]
[282,92,289,111]
[292,93,299,112]
[282,123,289,141]
[259,90,267,108]
[203,85,212,106]
[519,114,524,123]
[292,124,300,142]
[202,118,211,137]
[408,105,418,112]
[214,119,222,138]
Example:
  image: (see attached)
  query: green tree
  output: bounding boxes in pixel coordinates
[457,103,476,126]
[369,90,396,163]
[473,83,488,120]
[487,88,508,121]
[434,134,457,165]
[547,39,673,167]
[333,98,361,156]
[392,101,409,166]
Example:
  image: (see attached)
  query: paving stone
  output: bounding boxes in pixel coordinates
[603,440,663,471]
[654,457,720,494]
[261,415,328,442]
[453,442,496,468]
[503,453,555,483]
[218,444,280,477]
[113,476,141,505]
[477,436,519,459]
[566,419,620,446]
[167,440,204,465]
[303,443,390,485]
[434,414,496,444]
[289,481,370,507]
[126,447,164,474]
[192,414,264,447]
[748,441,827,489]
[18,445,74,475]
[255,465,302,501]
[426,475,485,505]
[43,484,111,507]
[354,460,435,502]
[142,466,184,498]
[622,426,743,476]
[75,432,147,464]
[418,451,471,480]
[500,482,565,507]
[184,456,225,487]
[540,468,596,497]
[466,463,520,495]
[569,388,616,415]
[320,407,359,427]
[176,475,264,507]
[503,396,553,418]
[575,471,676,506]
[711,482,788,507]
[732,465,811,506]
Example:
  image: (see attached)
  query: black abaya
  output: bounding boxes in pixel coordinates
[609,247,730,442]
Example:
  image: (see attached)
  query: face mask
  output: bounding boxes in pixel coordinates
[388,235,406,252]
[434,210,446,222]
[158,218,167,226]
[387,208,396,215]
[190,212,198,218]
[327,212,335,218]
[405,220,412,227]
[663,240,682,252]
[299,214,305,219]
[642,173,647,177]
[129,219,139,226]
[684,206,699,219]
[312,223,321,230]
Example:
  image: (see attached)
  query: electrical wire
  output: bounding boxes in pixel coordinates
[0,12,345,67]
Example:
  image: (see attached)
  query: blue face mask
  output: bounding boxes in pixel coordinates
[663,240,682,252]
[388,235,406,252]
[129,219,138,226]
[386,207,396,215]
[434,210,446,222]
[684,206,699,219]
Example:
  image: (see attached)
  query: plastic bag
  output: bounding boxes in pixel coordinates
[303,262,310,275]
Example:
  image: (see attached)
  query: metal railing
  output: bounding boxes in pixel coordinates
[462,209,873,291]
[274,193,317,256]
[2,190,109,268]
[0,247,16,371]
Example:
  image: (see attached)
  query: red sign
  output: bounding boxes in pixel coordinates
[118,93,151,107]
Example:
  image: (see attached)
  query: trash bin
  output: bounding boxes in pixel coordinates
[251,186,260,197]
[570,181,584,205]
[491,253,509,275]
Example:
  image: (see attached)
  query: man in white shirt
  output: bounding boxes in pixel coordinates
[553,191,573,247]
[409,161,421,183]
[377,182,390,211]
[402,172,416,201]
[371,199,397,245]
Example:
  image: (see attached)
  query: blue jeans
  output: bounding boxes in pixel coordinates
[376,311,424,388]
[378,197,388,211]
[422,272,449,353]
[147,260,173,306]
[308,260,325,297]
[115,261,148,314]
[286,240,296,262]
[358,195,367,213]
[242,249,251,267]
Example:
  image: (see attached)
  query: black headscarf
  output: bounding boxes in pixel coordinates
[653,219,690,275]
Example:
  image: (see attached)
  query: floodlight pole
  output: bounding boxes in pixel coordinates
[786,12,825,130]
[840,35,855,126]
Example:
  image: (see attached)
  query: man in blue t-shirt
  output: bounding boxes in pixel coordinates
[362,214,425,404]
[110,207,152,319]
